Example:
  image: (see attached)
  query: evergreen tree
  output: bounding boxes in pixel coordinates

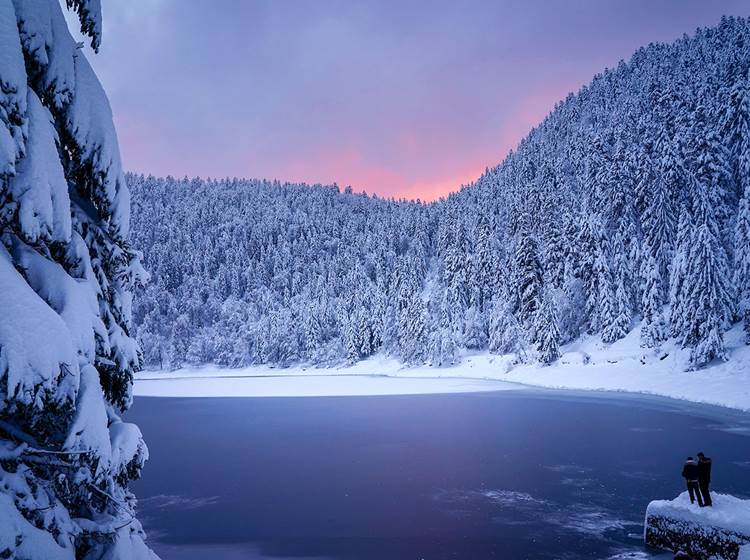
[722,68,750,203]
[488,296,528,361]
[669,205,692,337]
[640,254,667,348]
[304,305,323,356]
[462,303,488,349]
[513,218,542,333]
[346,314,360,364]
[398,293,428,364]
[680,163,732,367]
[587,220,620,342]
[638,137,674,305]
[536,288,561,364]
[737,192,750,343]
[0,2,155,557]
[359,310,373,358]
[429,291,459,366]
[685,224,730,367]
[472,214,497,310]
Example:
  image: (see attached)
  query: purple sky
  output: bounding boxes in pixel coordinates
[76,1,750,200]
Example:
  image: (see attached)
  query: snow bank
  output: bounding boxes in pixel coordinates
[647,493,750,536]
[645,492,750,559]
[501,322,750,412]
[135,322,750,410]
[133,373,518,398]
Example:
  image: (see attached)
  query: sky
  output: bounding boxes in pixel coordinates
[69,1,750,201]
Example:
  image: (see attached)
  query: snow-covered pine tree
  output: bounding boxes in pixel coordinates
[637,135,674,305]
[471,213,497,311]
[669,204,692,337]
[304,304,323,356]
[606,278,632,343]
[684,221,730,367]
[575,212,599,334]
[640,253,667,348]
[0,1,155,558]
[345,312,360,364]
[680,148,733,367]
[600,137,637,341]
[398,291,428,364]
[443,220,470,313]
[539,191,566,288]
[488,295,528,362]
[536,287,561,365]
[513,216,542,335]
[461,298,487,349]
[731,71,750,344]
[722,68,750,201]
[591,221,621,343]
[736,191,750,343]
[429,291,459,366]
[359,311,373,358]
[557,276,587,344]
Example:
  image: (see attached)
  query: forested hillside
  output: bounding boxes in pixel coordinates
[131,16,750,371]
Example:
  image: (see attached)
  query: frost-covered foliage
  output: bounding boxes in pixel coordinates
[132,16,750,371]
[130,176,431,368]
[0,1,154,558]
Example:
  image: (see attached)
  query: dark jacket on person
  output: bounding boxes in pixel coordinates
[698,457,711,483]
[682,459,699,481]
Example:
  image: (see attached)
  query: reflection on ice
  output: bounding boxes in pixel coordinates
[435,487,636,539]
[139,494,221,510]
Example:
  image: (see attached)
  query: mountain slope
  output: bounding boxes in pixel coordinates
[130,16,750,373]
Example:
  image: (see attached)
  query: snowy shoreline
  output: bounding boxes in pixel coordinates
[134,323,750,411]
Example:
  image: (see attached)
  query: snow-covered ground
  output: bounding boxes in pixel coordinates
[131,373,517,398]
[647,491,750,536]
[135,323,750,411]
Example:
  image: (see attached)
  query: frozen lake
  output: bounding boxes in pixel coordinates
[128,389,750,559]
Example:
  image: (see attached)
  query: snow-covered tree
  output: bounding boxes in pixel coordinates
[398,292,428,364]
[640,254,667,348]
[590,225,621,343]
[637,134,673,321]
[684,224,730,367]
[536,288,561,364]
[0,1,155,558]
[736,192,750,343]
[680,168,732,367]
[513,219,542,333]
[488,296,528,362]
[429,291,459,366]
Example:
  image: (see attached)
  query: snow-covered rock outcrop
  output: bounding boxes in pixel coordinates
[645,492,750,559]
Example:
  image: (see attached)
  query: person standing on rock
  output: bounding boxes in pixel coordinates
[697,452,712,507]
[681,457,703,507]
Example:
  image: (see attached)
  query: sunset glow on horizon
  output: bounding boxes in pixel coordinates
[77,0,750,201]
